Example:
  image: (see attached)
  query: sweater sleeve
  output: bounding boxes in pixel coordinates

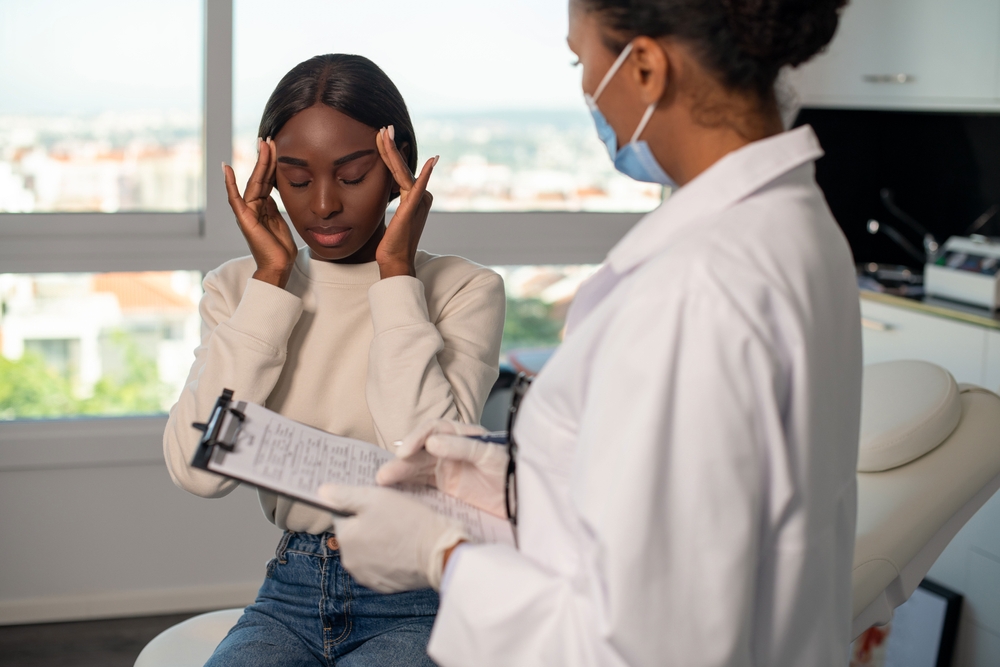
[365,269,505,447]
[163,271,304,498]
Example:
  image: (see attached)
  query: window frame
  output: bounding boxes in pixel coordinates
[0,0,642,468]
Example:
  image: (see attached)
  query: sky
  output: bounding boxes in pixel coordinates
[0,0,587,122]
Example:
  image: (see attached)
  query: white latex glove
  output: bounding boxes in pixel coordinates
[317,484,469,593]
[376,419,508,518]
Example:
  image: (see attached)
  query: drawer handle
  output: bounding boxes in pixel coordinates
[863,74,916,84]
[862,317,895,332]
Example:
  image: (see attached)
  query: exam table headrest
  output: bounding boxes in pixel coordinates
[852,361,1000,638]
[858,361,961,472]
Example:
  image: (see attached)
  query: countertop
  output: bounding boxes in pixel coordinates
[860,289,1000,331]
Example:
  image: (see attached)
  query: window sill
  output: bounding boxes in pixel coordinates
[0,415,168,472]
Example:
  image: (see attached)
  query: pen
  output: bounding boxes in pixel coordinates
[467,431,509,444]
[391,431,509,448]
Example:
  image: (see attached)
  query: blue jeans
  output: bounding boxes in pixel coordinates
[205,531,439,667]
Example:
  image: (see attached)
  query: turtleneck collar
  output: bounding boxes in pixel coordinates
[292,247,382,286]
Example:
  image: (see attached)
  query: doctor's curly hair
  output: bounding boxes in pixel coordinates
[578,0,847,99]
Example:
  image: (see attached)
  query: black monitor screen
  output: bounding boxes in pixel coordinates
[793,108,1000,268]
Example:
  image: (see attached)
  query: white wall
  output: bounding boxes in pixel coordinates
[0,418,279,625]
[928,491,1000,666]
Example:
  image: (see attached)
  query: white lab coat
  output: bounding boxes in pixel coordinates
[428,126,863,667]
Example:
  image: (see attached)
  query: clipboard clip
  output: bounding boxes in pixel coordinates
[190,389,246,469]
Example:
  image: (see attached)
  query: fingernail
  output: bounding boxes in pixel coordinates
[432,155,440,167]
[388,125,395,141]
[266,136,272,143]
[256,137,261,150]
[221,161,227,174]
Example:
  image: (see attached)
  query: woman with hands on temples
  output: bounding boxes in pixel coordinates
[162,54,505,667]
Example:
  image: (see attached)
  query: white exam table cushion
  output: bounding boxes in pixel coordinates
[852,382,1000,637]
[858,361,961,472]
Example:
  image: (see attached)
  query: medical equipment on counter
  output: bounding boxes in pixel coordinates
[924,235,1000,310]
[134,361,1000,665]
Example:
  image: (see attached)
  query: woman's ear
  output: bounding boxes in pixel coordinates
[629,36,670,106]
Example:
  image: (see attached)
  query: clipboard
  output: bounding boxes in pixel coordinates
[191,388,244,470]
[188,389,516,545]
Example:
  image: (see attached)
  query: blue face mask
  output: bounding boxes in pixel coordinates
[584,42,676,188]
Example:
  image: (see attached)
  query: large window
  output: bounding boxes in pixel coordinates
[0,0,204,213]
[495,264,598,354]
[0,0,647,426]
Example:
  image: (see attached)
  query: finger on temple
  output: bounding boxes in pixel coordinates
[378,127,416,190]
[243,138,271,201]
[261,137,277,198]
[409,156,438,197]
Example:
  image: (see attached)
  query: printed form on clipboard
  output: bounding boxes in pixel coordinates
[190,390,515,546]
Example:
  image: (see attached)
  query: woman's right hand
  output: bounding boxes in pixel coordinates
[223,138,298,289]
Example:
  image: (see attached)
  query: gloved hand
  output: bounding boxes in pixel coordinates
[318,484,468,593]
[376,419,508,517]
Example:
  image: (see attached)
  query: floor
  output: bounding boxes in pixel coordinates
[0,613,199,667]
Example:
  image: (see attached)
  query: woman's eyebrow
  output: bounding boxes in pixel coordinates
[334,149,375,166]
[276,150,375,168]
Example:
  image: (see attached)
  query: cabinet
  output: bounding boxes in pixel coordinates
[786,0,1000,111]
[860,298,992,385]
[985,330,1000,388]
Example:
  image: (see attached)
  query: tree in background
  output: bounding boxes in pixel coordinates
[77,330,168,416]
[0,351,77,420]
[0,331,168,420]
[501,297,564,352]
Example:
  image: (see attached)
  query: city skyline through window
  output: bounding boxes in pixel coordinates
[231,0,662,213]
[0,0,204,213]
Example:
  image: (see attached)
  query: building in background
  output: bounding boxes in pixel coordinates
[0,271,201,419]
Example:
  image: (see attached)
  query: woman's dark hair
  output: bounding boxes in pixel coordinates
[258,54,417,190]
[580,0,847,100]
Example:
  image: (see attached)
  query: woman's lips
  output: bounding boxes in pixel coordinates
[307,226,352,247]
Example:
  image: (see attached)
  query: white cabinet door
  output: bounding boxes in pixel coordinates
[787,0,1000,110]
[983,330,1000,390]
[861,299,988,384]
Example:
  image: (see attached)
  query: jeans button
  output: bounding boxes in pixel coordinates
[327,536,339,551]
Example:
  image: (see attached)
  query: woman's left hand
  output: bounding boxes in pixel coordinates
[375,125,439,279]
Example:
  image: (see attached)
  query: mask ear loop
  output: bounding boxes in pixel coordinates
[629,102,659,145]
[590,42,635,103]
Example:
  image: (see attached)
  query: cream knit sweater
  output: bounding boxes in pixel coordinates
[163,249,505,534]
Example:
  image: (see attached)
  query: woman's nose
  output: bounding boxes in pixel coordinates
[311,179,342,220]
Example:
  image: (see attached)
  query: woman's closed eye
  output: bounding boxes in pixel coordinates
[340,173,367,185]
[337,162,373,186]
[281,167,312,188]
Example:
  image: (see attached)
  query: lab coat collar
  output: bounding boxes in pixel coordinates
[608,125,824,274]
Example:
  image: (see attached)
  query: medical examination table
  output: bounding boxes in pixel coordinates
[134,360,1000,665]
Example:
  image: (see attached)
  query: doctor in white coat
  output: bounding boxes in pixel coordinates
[319,0,862,665]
